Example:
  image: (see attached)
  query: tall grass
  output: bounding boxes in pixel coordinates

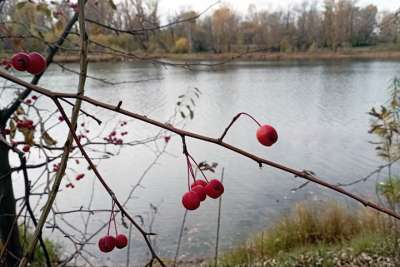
[219,201,395,266]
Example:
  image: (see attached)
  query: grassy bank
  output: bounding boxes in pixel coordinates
[2,49,400,64]
[215,201,399,267]
[52,50,400,63]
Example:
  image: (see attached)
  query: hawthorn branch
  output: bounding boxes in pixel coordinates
[2,70,400,224]
[218,112,262,142]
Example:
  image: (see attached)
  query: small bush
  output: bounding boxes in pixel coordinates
[173,37,189,53]
[20,226,61,267]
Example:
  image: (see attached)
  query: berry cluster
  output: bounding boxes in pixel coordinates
[6,52,47,75]
[103,121,128,145]
[181,153,224,211]
[98,201,128,253]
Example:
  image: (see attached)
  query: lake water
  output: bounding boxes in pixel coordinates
[6,60,400,265]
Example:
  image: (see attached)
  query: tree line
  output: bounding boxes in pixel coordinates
[0,0,399,54]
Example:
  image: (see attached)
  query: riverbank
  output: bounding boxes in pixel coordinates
[49,50,400,63]
[206,201,399,267]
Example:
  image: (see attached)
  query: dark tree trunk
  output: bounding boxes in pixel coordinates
[0,122,22,267]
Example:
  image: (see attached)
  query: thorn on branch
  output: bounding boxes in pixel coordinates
[181,135,188,155]
[116,101,122,110]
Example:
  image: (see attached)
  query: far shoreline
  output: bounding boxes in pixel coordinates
[47,50,400,63]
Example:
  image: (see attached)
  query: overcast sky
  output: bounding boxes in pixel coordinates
[158,0,399,18]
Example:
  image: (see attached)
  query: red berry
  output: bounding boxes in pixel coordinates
[205,179,224,199]
[191,185,207,202]
[58,116,64,122]
[25,99,32,105]
[75,173,84,181]
[11,52,30,71]
[191,179,207,188]
[53,163,60,172]
[17,119,34,129]
[31,95,38,100]
[115,234,128,249]
[22,145,30,153]
[182,191,200,210]
[164,136,171,143]
[98,235,115,253]
[256,125,278,147]
[26,52,47,75]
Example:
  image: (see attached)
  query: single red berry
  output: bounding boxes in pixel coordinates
[26,52,47,75]
[18,119,34,129]
[3,128,11,135]
[115,234,128,249]
[110,131,116,137]
[31,95,38,100]
[25,120,34,128]
[25,99,32,105]
[182,191,200,210]
[58,116,64,122]
[11,52,30,71]
[53,163,60,172]
[191,185,207,202]
[205,179,224,199]
[75,173,84,181]
[98,235,115,253]
[164,136,171,143]
[191,179,207,188]
[256,124,278,147]
[22,145,30,153]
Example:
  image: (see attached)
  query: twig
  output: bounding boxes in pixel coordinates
[214,168,224,267]
[173,210,187,267]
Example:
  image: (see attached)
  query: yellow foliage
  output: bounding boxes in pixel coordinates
[173,37,189,53]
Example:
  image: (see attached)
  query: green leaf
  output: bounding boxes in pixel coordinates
[16,1,28,9]
[42,131,57,146]
[108,0,117,10]
[36,3,51,18]
[368,124,383,134]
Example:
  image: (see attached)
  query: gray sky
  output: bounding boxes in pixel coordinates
[158,0,399,18]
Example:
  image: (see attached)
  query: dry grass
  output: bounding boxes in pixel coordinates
[218,201,396,267]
